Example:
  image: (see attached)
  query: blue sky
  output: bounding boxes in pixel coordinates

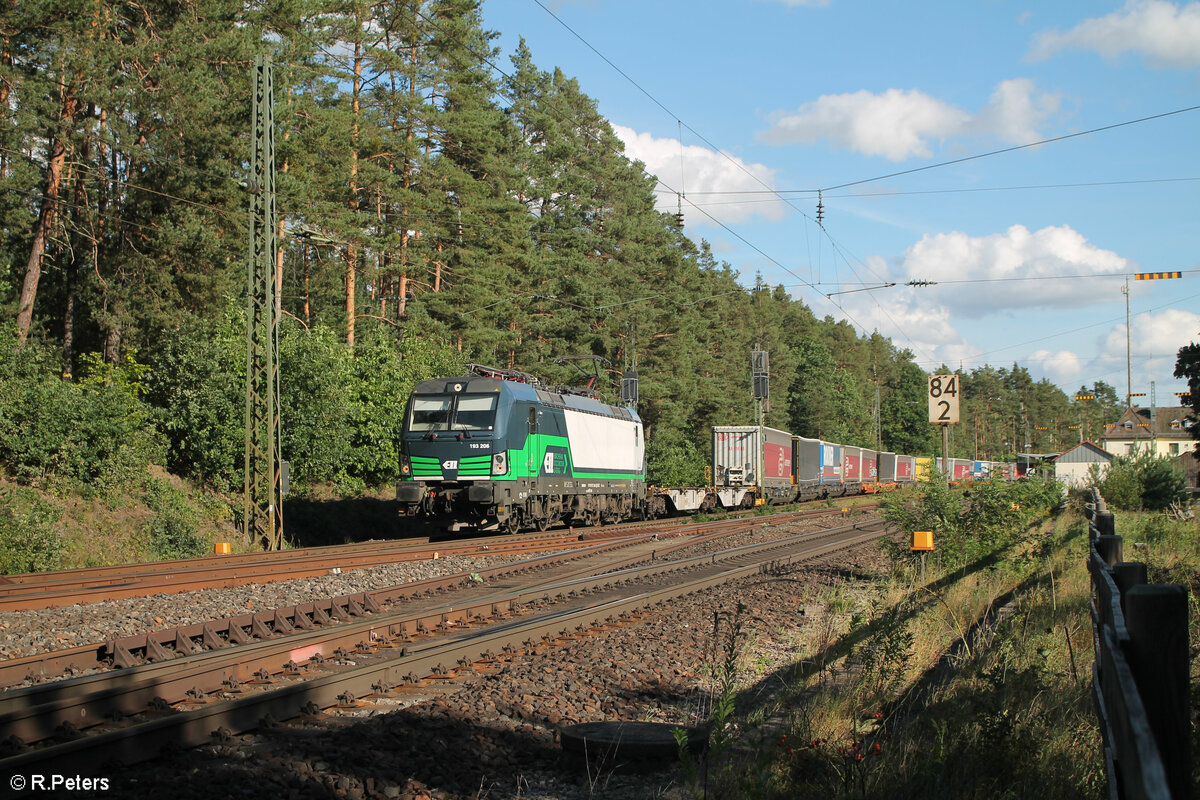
[479,0,1199,404]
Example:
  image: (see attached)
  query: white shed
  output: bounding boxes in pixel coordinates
[1052,441,1113,488]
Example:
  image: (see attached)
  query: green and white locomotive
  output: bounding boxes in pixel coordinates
[397,365,646,532]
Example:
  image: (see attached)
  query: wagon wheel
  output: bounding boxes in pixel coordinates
[534,515,551,532]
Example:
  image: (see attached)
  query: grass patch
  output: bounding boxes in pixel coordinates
[683,496,1114,799]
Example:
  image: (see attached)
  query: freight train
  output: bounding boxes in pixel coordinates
[396,365,1014,533]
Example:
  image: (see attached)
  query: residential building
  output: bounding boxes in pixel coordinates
[1100,406,1197,459]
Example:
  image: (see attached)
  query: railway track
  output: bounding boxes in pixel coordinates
[0,514,887,777]
[0,504,865,612]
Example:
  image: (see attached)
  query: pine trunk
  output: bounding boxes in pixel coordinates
[346,41,363,347]
[16,93,76,344]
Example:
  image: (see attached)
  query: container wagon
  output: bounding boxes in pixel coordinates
[843,445,863,486]
[878,452,897,484]
[712,426,794,504]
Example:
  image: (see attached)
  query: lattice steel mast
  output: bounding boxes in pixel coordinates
[243,55,283,550]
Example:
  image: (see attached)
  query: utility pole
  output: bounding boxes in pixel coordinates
[1150,381,1157,455]
[243,55,284,551]
[1123,275,1132,409]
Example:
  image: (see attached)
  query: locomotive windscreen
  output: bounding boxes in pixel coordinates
[407,394,497,432]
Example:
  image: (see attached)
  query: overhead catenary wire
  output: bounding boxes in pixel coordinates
[658,175,1200,199]
[523,0,936,356]
[910,289,1200,372]
[819,104,1200,192]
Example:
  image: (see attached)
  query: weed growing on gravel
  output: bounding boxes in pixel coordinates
[692,500,1105,799]
[674,602,752,799]
[852,598,914,706]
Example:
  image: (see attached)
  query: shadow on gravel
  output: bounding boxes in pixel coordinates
[283,495,407,547]
[120,705,617,799]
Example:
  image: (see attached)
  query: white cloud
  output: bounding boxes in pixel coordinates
[761,89,968,161]
[970,79,1063,143]
[759,80,1059,161]
[1091,308,1200,396]
[822,288,980,370]
[898,224,1130,312]
[612,125,784,226]
[1028,348,1084,384]
[1101,307,1200,364]
[1030,0,1200,68]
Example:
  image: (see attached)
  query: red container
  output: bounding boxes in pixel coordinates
[895,455,915,481]
[843,446,862,482]
[862,450,878,482]
[712,426,792,490]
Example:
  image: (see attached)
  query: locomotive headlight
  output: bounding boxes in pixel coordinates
[491,451,507,475]
[399,453,412,476]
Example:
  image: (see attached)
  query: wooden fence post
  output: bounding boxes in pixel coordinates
[1124,585,1191,800]
[1096,534,1123,568]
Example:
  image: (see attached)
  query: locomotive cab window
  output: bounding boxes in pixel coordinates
[408,394,497,432]
[410,397,452,431]
[455,395,498,431]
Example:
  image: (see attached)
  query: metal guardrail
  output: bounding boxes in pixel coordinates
[1086,491,1191,800]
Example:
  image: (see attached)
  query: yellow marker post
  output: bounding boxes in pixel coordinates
[214,542,232,555]
[911,531,933,581]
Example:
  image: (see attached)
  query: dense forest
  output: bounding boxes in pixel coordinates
[1,0,1125,508]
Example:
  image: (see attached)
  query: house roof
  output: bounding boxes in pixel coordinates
[1053,441,1113,464]
[1101,406,1197,440]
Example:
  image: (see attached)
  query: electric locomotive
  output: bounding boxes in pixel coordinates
[396,365,646,532]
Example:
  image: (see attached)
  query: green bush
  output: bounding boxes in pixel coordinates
[646,426,707,486]
[280,323,463,493]
[0,334,165,489]
[143,477,206,560]
[881,468,965,565]
[1138,457,1188,511]
[143,314,244,489]
[1098,457,1144,510]
[0,488,64,573]
[1098,454,1189,511]
[882,473,1063,568]
[142,312,463,495]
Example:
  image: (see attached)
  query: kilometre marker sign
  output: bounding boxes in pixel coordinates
[928,374,959,425]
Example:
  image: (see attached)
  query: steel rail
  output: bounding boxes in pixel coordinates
[0,512,860,690]
[0,521,870,734]
[0,521,885,776]
[0,505,867,612]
